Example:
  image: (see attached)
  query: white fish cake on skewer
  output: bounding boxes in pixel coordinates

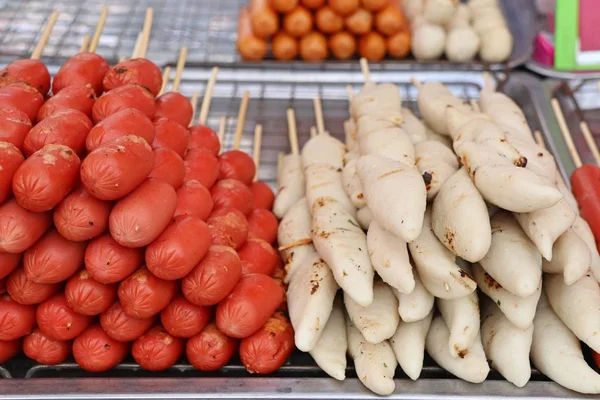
[344,119,359,154]
[545,273,600,353]
[346,316,397,396]
[415,140,459,201]
[432,167,491,262]
[357,154,427,243]
[570,216,600,282]
[358,126,416,166]
[437,290,480,359]
[542,228,591,285]
[481,299,533,388]
[309,297,347,381]
[531,293,600,394]
[367,220,415,294]
[287,246,338,352]
[390,310,433,381]
[342,156,366,209]
[409,208,477,299]
[425,315,490,383]
[395,270,434,322]
[273,154,305,218]
[305,162,355,217]
[277,198,313,283]
[400,108,428,144]
[479,212,542,297]
[473,264,540,330]
[302,134,346,170]
[350,82,403,122]
[312,197,374,307]
[344,279,399,344]
[356,206,372,231]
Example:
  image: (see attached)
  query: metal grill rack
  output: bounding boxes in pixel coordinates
[547,79,600,175]
[0,0,534,69]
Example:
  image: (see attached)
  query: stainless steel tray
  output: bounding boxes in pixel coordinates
[0,0,534,70]
[0,69,594,399]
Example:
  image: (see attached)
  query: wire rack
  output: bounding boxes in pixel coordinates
[548,80,600,174]
[0,0,534,69]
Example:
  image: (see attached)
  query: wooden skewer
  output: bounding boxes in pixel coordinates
[533,130,546,150]
[158,67,171,96]
[198,67,219,126]
[138,7,154,59]
[278,238,313,252]
[119,56,126,62]
[88,6,109,53]
[346,85,354,101]
[80,35,91,53]
[580,121,600,166]
[313,96,326,136]
[189,92,200,127]
[217,116,226,154]
[410,77,423,89]
[253,124,263,182]
[482,71,494,92]
[172,47,187,93]
[132,32,143,59]
[31,11,59,60]
[310,126,317,137]
[233,92,250,151]
[359,57,371,83]
[286,108,300,156]
[551,98,583,168]
[277,151,284,188]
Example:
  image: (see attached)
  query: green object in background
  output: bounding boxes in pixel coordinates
[555,0,600,71]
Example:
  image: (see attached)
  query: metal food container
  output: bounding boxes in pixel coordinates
[0,67,592,399]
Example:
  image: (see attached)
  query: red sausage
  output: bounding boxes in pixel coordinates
[155,92,194,128]
[0,106,32,149]
[247,208,278,244]
[0,294,36,340]
[216,274,284,338]
[152,117,190,157]
[186,323,238,371]
[85,233,144,284]
[109,178,177,248]
[23,328,71,365]
[211,179,255,216]
[145,215,212,280]
[218,150,257,186]
[207,207,249,250]
[24,109,92,157]
[250,181,275,210]
[0,251,21,279]
[92,84,156,123]
[100,301,155,342]
[72,324,129,372]
[3,59,50,95]
[54,186,112,242]
[37,293,92,341]
[239,312,294,374]
[132,325,184,371]
[571,165,600,242]
[118,266,178,318]
[174,180,214,220]
[182,245,242,306]
[148,148,185,189]
[188,124,220,156]
[37,85,96,122]
[238,238,279,276]
[0,199,52,253]
[81,135,154,201]
[0,141,24,205]
[184,148,219,189]
[23,228,86,284]
[0,339,21,364]
[160,295,212,338]
[86,108,155,152]
[0,82,45,122]
[12,144,81,212]
[7,267,60,305]
[103,58,163,97]
[65,270,117,316]
[53,52,110,95]
[0,278,4,294]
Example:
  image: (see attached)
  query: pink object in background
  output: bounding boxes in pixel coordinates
[579,0,600,51]
[532,32,555,67]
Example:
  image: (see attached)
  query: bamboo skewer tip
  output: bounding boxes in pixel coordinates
[172,47,188,93]
[313,96,326,136]
[359,58,371,83]
[89,6,109,53]
[198,67,220,126]
[80,35,91,53]
[253,124,263,181]
[286,108,299,156]
[31,11,59,60]
[579,121,600,166]
[217,116,227,154]
[551,98,583,169]
[158,66,171,96]
[233,92,250,151]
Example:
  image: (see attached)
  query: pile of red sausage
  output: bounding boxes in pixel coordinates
[0,53,294,374]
